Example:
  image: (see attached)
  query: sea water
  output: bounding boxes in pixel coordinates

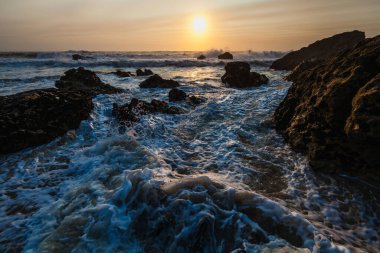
[0,51,379,252]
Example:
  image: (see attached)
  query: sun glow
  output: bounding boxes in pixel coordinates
[192,16,207,35]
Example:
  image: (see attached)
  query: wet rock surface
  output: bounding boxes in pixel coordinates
[274,35,380,182]
[114,174,314,253]
[270,30,365,71]
[0,88,93,155]
[218,52,233,60]
[113,98,185,125]
[136,68,154,76]
[1,50,378,253]
[222,62,269,88]
[140,74,180,88]
[168,88,207,105]
[56,67,123,96]
[188,95,206,105]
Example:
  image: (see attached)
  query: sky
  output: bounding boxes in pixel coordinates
[0,0,380,51]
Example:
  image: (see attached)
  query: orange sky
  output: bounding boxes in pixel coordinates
[0,0,379,51]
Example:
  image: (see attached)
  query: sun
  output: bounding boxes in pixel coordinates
[192,16,207,35]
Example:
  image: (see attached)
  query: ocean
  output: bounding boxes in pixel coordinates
[0,51,379,252]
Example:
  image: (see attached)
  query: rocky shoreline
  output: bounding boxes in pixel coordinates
[1,31,379,253]
[270,30,365,71]
[273,32,380,183]
[1,31,379,184]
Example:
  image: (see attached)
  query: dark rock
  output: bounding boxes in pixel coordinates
[55,67,122,96]
[249,72,269,85]
[274,35,380,182]
[0,89,93,154]
[72,54,86,61]
[113,70,134,77]
[136,69,154,76]
[112,103,139,124]
[140,74,180,89]
[218,52,233,60]
[169,88,187,102]
[271,30,365,71]
[197,55,206,60]
[168,88,207,105]
[221,62,269,88]
[113,98,185,125]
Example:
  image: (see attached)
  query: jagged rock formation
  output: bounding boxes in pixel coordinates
[270,31,365,71]
[274,36,380,182]
[56,67,122,95]
[113,98,185,125]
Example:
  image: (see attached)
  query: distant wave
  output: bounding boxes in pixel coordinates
[0,52,39,58]
[0,59,274,69]
[203,49,224,57]
[247,50,287,59]
[0,75,60,84]
[0,50,285,60]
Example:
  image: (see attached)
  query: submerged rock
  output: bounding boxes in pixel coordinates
[169,88,187,102]
[270,30,365,71]
[218,52,233,60]
[140,74,180,88]
[274,35,380,182]
[197,55,206,60]
[0,52,38,58]
[56,67,123,95]
[72,54,86,61]
[0,89,93,154]
[222,62,269,88]
[113,70,135,77]
[113,98,185,125]
[136,69,154,76]
[188,95,206,105]
[72,54,93,61]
